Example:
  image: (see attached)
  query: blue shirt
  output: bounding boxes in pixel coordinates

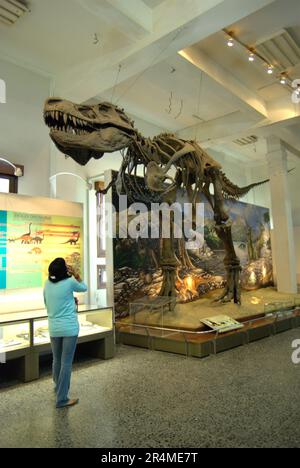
[43,277,88,337]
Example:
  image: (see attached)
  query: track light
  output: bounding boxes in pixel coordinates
[223,28,292,86]
[280,74,287,85]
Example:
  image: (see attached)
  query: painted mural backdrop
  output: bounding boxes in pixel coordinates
[0,210,83,289]
[112,182,273,318]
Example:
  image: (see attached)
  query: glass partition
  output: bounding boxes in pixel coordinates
[0,320,30,352]
[33,308,113,346]
[78,308,113,337]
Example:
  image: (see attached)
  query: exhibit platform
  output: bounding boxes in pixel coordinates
[116,288,300,358]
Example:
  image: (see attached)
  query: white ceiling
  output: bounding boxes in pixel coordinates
[0,0,134,75]
[195,31,293,101]
[0,0,299,167]
[99,54,241,132]
[142,0,165,8]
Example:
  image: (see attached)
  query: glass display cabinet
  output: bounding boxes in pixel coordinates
[0,319,30,353]
[0,306,114,383]
[33,307,113,346]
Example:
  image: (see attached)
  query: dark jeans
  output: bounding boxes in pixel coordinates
[50,336,78,407]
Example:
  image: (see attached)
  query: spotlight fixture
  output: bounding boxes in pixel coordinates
[280,74,287,85]
[223,28,293,89]
[227,37,234,47]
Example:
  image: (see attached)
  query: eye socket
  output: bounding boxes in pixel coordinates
[77,106,97,119]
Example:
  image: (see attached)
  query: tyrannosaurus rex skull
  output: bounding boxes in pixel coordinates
[44,99,135,165]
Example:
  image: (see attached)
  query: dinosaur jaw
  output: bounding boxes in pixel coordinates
[49,127,131,165]
[44,101,133,165]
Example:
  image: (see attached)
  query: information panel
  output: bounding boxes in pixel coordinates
[0,210,83,290]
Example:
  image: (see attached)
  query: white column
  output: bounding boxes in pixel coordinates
[266,136,297,294]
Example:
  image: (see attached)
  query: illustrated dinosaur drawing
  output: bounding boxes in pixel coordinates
[44,99,270,304]
[28,247,42,255]
[12,223,33,244]
[30,232,44,244]
[62,231,80,245]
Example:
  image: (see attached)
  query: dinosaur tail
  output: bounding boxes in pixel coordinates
[220,171,269,200]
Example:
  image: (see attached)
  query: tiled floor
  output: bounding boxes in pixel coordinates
[1,329,300,448]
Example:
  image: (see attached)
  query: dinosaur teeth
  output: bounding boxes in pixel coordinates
[63,114,68,125]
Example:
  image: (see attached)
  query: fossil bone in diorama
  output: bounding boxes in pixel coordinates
[44,98,269,305]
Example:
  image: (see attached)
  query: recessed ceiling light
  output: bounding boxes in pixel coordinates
[267,65,274,74]
[248,52,255,62]
[227,37,234,47]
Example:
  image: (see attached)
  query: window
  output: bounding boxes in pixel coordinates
[0,177,9,193]
[0,160,23,194]
[0,174,18,193]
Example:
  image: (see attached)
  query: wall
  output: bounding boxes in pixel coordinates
[0,58,91,203]
[0,59,51,197]
[295,227,300,286]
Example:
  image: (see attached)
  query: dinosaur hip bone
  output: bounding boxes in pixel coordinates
[44,99,270,306]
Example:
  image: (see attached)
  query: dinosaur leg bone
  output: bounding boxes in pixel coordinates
[210,169,241,304]
[158,187,178,309]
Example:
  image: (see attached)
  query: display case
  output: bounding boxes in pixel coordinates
[0,319,30,353]
[0,306,114,383]
[33,307,113,346]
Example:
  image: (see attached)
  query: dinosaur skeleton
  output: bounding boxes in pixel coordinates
[44,99,269,305]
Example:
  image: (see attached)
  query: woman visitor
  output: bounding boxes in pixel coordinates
[43,258,88,408]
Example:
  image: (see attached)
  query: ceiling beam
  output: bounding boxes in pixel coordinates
[282,140,300,159]
[179,47,269,119]
[178,96,300,149]
[55,0,277,102]
[106,0,153,33]
[75,0,151,39]
[177,110,260,143]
